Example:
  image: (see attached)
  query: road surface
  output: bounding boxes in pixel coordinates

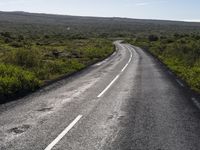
[0,41,200,150]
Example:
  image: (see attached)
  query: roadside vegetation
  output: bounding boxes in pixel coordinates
[127,33,200,93]
[0,32,114,100]
[1,11,200,102]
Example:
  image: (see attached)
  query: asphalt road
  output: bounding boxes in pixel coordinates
[1,41,200,150]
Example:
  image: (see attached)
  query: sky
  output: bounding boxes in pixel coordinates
[0,0,199,21]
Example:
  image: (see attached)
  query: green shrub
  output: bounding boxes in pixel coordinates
[148,35,159,42]
[0,38,114,99]
[0,63,40,97]
[4,48,42,68]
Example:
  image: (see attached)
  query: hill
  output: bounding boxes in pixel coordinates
[0,11,200,38]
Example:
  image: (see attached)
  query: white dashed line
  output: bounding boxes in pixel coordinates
[97,45,133,98]
[44,115,82,150]
[121,48,132,73]
[121,63,129,73]
[97,74,120,98]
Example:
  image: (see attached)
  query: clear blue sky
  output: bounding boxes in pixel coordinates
[0,0,199,21]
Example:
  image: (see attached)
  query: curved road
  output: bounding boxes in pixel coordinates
[0,42,200,150]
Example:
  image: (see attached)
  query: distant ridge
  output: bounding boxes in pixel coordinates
[1,11,200,24]
[0,11,200,37]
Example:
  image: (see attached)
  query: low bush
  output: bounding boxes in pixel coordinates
[4,48,42,68]
[0,37,114,101]
[0,63,40,98]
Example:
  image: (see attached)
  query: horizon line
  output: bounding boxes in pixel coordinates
[1,10,200,23]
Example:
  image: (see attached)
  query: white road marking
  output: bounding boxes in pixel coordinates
[176,79,184,87]
[44,115,82,150]
[121,48,132,73]
[121,63,129,72]
[97,75,120,98]
[191,97,200,109]
[97,45,133,98]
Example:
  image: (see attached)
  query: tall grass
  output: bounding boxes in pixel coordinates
[0,63,40,98]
